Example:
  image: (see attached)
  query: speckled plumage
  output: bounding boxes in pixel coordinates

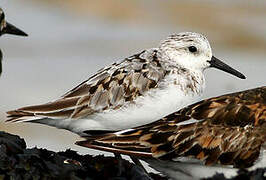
[77,86,266,179]
[7,32,245,136]
[7,50,166,116]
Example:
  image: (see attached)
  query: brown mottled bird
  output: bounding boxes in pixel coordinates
[76,86,266,180]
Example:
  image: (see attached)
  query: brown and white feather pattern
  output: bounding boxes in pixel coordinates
[8,46,207,134]
[7,32,226,136]
[77,86,266,168]
[7,45,206,135]
[7,49,166,119]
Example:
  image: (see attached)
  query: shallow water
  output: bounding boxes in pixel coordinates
[0,1,265,156]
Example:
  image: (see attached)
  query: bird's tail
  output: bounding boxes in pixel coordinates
[6,98,77,123]
[7,109,45,122]
[76,128,153,158]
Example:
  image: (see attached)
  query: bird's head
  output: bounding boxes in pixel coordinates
[159,32,245,79]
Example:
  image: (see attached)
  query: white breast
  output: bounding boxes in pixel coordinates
[68,72,205,134]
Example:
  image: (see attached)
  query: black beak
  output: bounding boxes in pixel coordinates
[1,22,28,36]
[208,56,246,79]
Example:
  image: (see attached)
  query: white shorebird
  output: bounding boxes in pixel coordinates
[7,32,245,137]
[76,86,266,180]
[0,7,28,76]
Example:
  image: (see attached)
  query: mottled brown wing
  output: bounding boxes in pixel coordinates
[176,86,266,127]
[79,120,266,168]
[147,120,266,168]
[77,86,266,168]
[7,49,166,121]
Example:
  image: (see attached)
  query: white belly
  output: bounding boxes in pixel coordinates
[146,148,266,180]
[145,144,266,180]
[146,159,238,180]
[68,84,202,134]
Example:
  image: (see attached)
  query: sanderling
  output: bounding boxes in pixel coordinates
[7,32,245,136]
[76,86,266,180]
[0,7,28,36]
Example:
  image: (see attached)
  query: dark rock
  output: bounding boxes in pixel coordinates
[0,131,26,154]
[0,131,265,180]
[0,131,166,180]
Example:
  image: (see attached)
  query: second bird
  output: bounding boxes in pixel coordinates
[0,8,28,37]
[0,7,28,75]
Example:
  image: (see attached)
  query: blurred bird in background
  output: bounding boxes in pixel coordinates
[0,7,28,76]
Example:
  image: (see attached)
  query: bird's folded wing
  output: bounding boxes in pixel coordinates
[7,49,166,121]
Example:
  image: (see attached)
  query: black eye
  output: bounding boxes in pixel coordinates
[188,46,197,53]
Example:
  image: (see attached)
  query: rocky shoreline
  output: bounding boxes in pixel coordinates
[0,131,265,180]
[0,131,165,180]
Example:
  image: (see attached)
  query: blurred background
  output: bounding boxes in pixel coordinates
[0,0,265,155]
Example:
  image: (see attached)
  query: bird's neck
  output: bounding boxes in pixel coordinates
[156,50,206,95]
[166,68,206,96]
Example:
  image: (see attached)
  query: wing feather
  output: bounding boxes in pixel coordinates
[7,49,166,123]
